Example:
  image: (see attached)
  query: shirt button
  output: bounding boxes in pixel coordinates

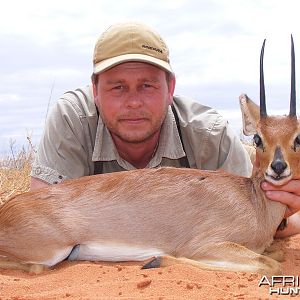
[58,175,63,179]
[35,167,42,175]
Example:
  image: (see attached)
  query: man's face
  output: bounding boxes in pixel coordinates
[93,62,175,144]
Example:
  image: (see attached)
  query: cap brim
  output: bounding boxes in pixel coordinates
[93,53,173,74]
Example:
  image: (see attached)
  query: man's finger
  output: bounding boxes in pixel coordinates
[261,180,300,195]
[265,190,300,217]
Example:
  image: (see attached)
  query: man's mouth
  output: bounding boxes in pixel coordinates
[120,118,147,124]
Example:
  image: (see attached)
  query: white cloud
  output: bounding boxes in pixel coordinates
[0,93,21,103]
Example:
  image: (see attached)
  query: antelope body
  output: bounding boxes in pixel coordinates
[0,37,299,275]
[0,163,286,274]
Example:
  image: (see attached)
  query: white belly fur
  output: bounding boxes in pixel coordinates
[28,246,74,267]
[68,243,165,262]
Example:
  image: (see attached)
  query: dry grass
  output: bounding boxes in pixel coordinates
[0,143,33,205]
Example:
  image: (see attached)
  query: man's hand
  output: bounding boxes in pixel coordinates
[30,177,50,191]
[253,156,300,237]
[261,179,300,237]
[261,179,300,218]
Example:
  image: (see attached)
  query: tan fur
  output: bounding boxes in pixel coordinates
[0,94,299,275]
[257,117,300,181]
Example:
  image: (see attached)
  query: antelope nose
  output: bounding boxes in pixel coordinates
[271,160,287,176]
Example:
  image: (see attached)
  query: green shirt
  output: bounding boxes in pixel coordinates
[31,85,252,184]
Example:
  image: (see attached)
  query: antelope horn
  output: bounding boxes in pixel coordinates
[289,34,296,117]
[260,39,267,117]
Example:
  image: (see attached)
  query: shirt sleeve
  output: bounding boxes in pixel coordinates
[173,96,253,177]
[31,97,91,184]
[206,115,253,177]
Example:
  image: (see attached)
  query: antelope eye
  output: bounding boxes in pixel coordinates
[253,134,263,148]
[294,135,300,148]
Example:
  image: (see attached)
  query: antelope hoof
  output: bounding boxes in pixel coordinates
[141,257,161,269]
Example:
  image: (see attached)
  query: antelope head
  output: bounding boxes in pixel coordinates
[240,35,300,186]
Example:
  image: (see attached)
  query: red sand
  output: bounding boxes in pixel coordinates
[0,236,299,299]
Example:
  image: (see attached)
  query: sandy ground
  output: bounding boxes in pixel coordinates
[0,235,300,300]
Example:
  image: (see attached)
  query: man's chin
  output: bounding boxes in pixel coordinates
[113,131,157,144]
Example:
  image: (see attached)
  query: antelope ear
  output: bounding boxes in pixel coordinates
[239,94,260,136]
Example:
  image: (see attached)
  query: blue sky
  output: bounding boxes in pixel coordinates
[0,0,299,155]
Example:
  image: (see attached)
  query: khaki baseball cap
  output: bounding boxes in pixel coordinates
[93,22,173,74]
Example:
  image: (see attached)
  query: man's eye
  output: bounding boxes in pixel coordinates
[143,84,151,88]
[113,85,123,90]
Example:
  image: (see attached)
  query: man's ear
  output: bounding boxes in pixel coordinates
[92,78,99,107]
[167,74,176,105]
[239,94,260,136]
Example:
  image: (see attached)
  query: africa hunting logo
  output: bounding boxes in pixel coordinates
[259,275,300,296]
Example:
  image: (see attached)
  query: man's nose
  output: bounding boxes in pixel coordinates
[124,91,143,108]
